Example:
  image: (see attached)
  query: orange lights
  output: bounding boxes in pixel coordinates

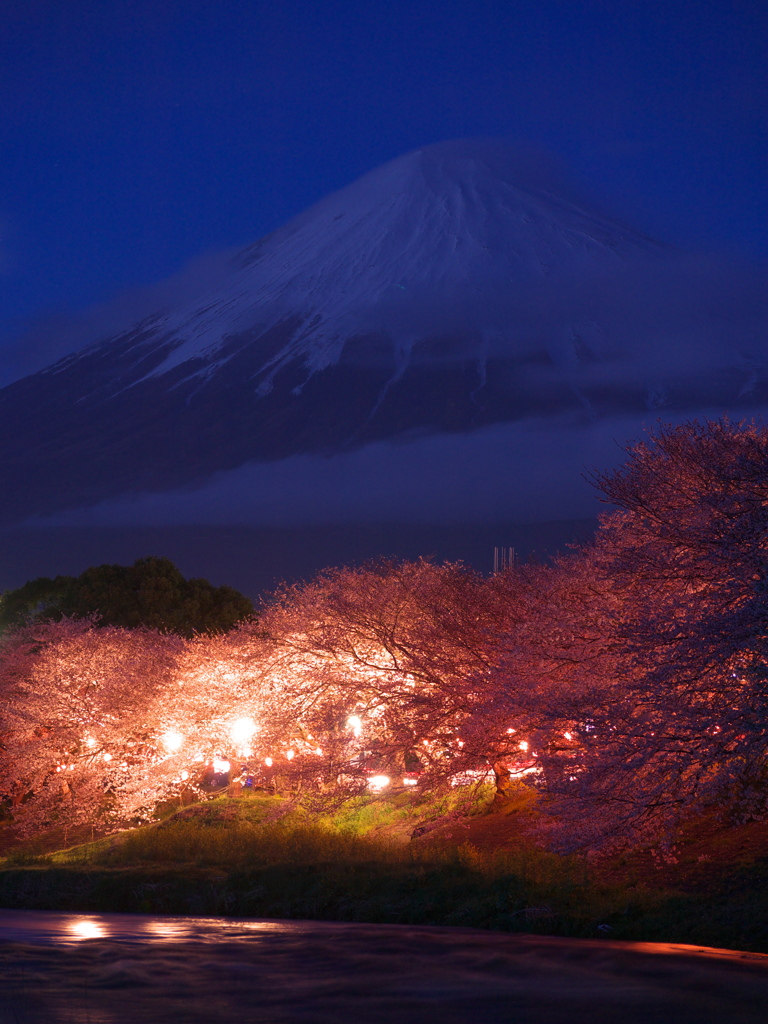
[161,730,184,753]
[230,717,257,746]
[367,774,390,792]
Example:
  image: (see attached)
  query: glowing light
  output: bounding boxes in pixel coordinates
[161,730,184,753]
[180,770,189,781]
[264,757,273,767]
[347,714,363,737]
[241,748,252,757]
[286,750,295,760]
[563,732,573,741]
[314,748,323,756]
[403,778,418,786]
[506,728,516,734]
[68,919,105,940]
[212,757,231,774]
[367,775,390,791]
[103,753,112,762]
[85,736,96,748]
[519,741,529,751]
[230,717,257,746]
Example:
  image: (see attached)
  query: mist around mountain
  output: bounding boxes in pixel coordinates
[1,138,766,530]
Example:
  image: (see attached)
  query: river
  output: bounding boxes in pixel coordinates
[1,910,767,1022]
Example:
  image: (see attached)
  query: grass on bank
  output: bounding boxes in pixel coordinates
[1,785,768,953]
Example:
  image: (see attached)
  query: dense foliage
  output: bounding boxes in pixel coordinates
[540,419,768,846]
[2,418,768,849]
[0,556,255,636]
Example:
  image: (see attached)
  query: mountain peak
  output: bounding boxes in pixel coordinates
[143,136,662,383]
[0,139,759,526]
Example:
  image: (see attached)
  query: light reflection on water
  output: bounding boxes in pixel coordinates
[2,910,768,1023]
[0,908,293,945]
[67,917,107,940]
[144,917,193,940]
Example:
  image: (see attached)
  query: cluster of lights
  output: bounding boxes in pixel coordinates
[76,706,553,797]
[155,718,262,776]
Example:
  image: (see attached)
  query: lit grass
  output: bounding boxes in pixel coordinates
[48,788,497,870]
[101,817,403,869]
[330,782,496,837]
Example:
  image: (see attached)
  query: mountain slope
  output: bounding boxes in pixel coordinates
[0,139,765,523]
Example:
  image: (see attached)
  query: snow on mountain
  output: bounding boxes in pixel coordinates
[0,138,766,524]
[139,138,662,388]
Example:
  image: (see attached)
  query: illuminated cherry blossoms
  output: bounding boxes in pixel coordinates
[0,559,543,837]
[2,417,768,849]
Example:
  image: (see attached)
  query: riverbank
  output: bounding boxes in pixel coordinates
[2,790,767,953]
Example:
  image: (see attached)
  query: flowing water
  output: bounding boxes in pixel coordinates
[1,910,767,1023]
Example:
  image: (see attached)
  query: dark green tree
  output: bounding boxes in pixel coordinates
[0,557,254,637]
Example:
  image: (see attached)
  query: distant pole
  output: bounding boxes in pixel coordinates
[493,546,515,573]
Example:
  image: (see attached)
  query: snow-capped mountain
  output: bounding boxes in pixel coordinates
[1,138,766,523]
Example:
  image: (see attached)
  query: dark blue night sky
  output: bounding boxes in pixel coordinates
[1,0,766,362]
[0,0,767,592]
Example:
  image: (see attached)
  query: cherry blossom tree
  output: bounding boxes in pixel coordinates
[0,619,186,837]
[250,558,548,800]
[538,418,768,847]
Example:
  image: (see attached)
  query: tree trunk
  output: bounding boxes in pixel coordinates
[491,762,516,809]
